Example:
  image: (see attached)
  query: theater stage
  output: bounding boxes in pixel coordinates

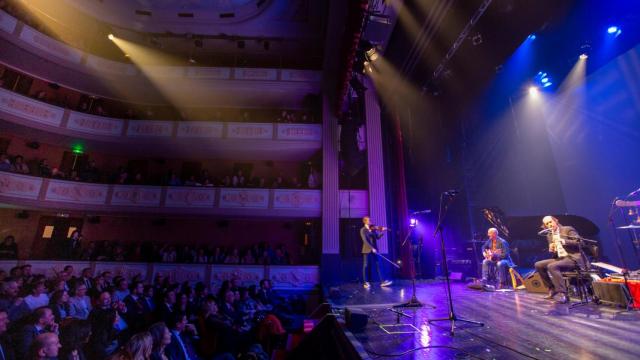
[324,280,640,360]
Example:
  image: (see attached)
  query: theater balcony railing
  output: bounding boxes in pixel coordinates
[0,10,321,107]
[0,171,368,218]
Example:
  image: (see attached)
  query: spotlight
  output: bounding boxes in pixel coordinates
[528,86,539,95]
[107,33,115,41]
[579,53,588,60]
[409,218,418,227]
[527,34,536,41]
[188,57,196,64]
[607,26,622,37]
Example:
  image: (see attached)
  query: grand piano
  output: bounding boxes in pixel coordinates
[481,208,600,269]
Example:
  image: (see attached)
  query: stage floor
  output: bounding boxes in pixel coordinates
[325,280,640,360]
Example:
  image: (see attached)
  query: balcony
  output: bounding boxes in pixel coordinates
[0,171,368,218]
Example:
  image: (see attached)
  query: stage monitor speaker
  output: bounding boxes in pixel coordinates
[592,281,633,308]
[344,307,368,333]
[523,271,549,293]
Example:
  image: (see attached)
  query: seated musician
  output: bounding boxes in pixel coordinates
[481,228,512,289]
[534,215,586,304]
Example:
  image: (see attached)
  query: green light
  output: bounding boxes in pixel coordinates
[71,144,84,155]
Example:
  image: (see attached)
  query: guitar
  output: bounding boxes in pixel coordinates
[483,248,502,261]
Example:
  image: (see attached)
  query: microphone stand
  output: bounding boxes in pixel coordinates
[394,220,436,309]
[428,191,484,335]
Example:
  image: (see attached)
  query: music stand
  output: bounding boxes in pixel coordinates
[428,191,484,335]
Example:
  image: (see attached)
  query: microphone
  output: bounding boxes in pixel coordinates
[538,228,551,236]
[412,209,432,214]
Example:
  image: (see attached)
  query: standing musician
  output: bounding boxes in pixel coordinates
[534,215,586,304]
[481,228,512,289]
[360,216,393,289]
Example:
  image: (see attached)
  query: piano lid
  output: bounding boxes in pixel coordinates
[482,207,599,240]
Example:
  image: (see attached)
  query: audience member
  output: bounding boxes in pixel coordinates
[0,236,18,259]
[165,312,200,360]
[0,309,16,360]
[58,319,91,360]
[69,284,92,320]
[24,281,49,311]
[28,332,61,360]
[15,307,58,359]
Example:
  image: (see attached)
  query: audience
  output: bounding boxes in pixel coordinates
[0,258,305,360]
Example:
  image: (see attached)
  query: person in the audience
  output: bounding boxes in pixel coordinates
[0,309,16,360]
[223,248,240,264]
[24,280,50,311]
[0,278,30,321]
[48,290,71,323]
[37,159,52,178]
[0,154,12,172]
[58,319,91,360]
[11,155,30,174]
[68,283,92,320]
[87,307,119,359]
[112,278,130,303]
[0,235,18,259]
[28,332,61,360]
[148,322,171,360]
[165,312,201,360]
[123,281,149,333]
[157,290,176,325]
[15,307,58,359]
[110,331,153,360]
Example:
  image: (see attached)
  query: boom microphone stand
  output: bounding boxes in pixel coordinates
[428,190,484,335]
[394,220,436,309]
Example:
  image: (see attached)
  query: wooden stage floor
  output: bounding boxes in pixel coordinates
[325,280,640,360]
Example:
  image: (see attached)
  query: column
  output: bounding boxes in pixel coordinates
[364,78,388,253]
[321,94,340,254]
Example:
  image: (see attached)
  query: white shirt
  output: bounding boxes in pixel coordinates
[24,293,49,310]
[553,230,568,257]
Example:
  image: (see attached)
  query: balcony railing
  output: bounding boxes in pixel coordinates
[0,172,368,218]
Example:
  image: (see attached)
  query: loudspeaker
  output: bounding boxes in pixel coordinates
[523,271,549,293]
[592,281,633,308]
[344,307,368,333]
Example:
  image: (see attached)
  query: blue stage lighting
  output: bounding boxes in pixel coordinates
[542,82,552,88]
[409,218,418,227]
[607,26,622,37]
[527,34,536,41]
[541,77,549,84]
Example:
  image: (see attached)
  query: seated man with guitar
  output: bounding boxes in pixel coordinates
[481,228,512,289]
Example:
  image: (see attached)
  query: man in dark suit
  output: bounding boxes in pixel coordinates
[123,281,150,333]
[481,228,513,289]
[14,307,58,359]
[165,312,201,360]
[535,216,586,304]
[360,216,392,289]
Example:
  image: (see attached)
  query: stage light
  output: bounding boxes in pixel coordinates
[365,47,379,62]
[527,34,536,41]
[107,33,115,41]
[528,86,539,96]
[579,53,588,60]
[542,82,552,88]
[607,26,622,37]
[541,77,549,84]
[409,218,418,227]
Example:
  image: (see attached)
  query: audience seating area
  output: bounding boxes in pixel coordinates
[0,260,318,359]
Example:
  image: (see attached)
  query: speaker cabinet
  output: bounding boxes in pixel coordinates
[344,307,369,333]
[523,271,549,293]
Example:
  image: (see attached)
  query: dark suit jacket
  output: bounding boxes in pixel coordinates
[165,332,200,360]
[546,226,587,265]
[360,226,383,254]
[0,335,16,360]
[13,324,42,359]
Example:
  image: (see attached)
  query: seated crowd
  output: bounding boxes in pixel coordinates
[0,64,319,124]
[0,151,321,189]
[0,263,307,359]
[1,234,295,266]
